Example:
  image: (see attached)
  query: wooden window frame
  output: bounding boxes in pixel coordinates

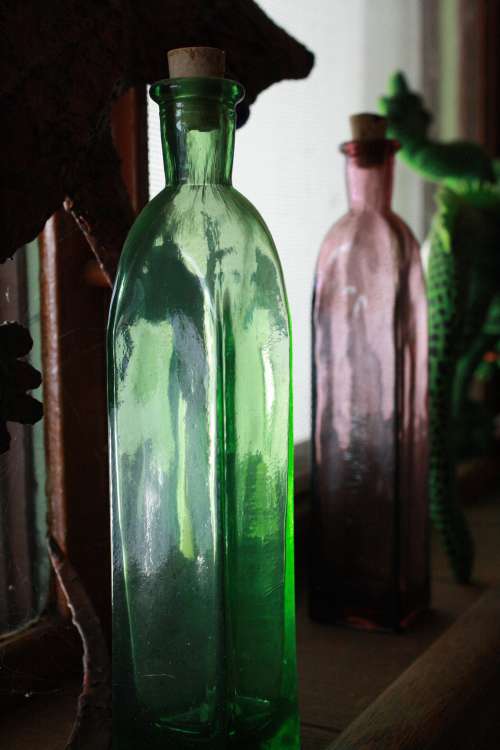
[459,0,500,154]
[0,87,148,714]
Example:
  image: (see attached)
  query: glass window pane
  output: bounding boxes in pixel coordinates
[0,242,49,636]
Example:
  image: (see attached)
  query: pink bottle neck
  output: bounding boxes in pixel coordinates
[342,140,398,211]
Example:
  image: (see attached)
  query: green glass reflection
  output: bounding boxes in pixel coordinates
[108,78,299,749]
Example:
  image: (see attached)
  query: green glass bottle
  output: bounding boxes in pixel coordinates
[107,48,299,749]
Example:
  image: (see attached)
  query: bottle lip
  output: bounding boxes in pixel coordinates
[149,77,245,107]
[340,139,400,158]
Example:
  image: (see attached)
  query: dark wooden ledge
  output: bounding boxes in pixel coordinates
[328,587,500,750]
[297,493,500,749]
[1,495,499,749]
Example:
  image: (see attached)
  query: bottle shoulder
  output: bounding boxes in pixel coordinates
[109,185,289,331]
[120,185,278,266]
[131,184,272,229]
[316,207,420,277]
[323,207,417,243]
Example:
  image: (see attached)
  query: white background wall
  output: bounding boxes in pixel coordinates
[148,0,424,443]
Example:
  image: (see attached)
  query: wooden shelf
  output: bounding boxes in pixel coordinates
[297,494,500,749]
[2,496,499,749]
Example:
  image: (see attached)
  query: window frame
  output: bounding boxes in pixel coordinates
[459,0,500,154]
[0,87,148,713]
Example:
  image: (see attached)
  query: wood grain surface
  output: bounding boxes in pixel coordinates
[296,494,500,749]
[328,587,500,750]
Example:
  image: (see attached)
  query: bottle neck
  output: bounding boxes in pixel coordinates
[151,78,244,187]
[343,141,398,211]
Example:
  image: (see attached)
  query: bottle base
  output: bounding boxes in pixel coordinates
[113,696,300,749]
[309,586,429,633]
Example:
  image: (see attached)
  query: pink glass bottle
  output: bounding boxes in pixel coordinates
[310,114,429,631]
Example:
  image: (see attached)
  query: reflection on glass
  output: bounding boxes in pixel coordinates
[108,78,299,748]
[310,140,429,631]
[0,242,48,636]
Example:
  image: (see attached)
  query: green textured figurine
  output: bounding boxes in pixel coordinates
[379,72,500,583]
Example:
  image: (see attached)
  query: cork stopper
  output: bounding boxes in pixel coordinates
[167,47,226,78]
[350,113,387,141]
